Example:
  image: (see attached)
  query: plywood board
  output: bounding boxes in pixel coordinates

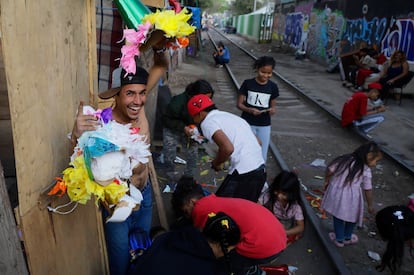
[1,0,94,215]
[0,0,106,274]
[20,198,106,275]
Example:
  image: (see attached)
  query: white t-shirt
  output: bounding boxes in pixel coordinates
[200,110,264,174]
[361,55,377,69]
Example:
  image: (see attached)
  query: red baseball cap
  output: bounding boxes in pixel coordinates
[187,94,214,116]
[368,82,382,90]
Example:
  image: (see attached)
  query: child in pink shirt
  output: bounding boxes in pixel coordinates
[259,171,304,245]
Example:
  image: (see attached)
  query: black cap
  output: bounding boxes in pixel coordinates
[98,66,149,99]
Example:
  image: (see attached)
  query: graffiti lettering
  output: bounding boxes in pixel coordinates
[307,8,345,66]
[343,17,387,47]
[284,12,303,47]
[381,19,414,61]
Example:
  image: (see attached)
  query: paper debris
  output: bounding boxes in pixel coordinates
[368,251,381,261]
[163,185,171,193]
[310,158,326,167]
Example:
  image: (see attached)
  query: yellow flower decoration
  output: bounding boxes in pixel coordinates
[142,8,196,38]
[62,156,128,205]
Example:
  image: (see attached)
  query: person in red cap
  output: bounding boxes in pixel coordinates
[187,94,266,202]
[341,82,386,133]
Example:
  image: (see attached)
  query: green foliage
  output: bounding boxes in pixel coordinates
[197,0,229,13]
[228,0,263,15]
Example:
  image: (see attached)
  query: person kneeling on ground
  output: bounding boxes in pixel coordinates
[161,79,215,177]
[341,82,385,134]
[212,41,230,67]
[129,212,242,275]
[171,176,286,274]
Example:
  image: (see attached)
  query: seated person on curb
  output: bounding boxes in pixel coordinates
[352,48,378,88]
[341,82,386,134]
[212,41,230,67]
[71,50,167,275]
[187,94,266,202]
[361,50,388,90]
[129,212,242,275]
[378,50,410,100]
[171,176,287,275]
[161,79,215,177]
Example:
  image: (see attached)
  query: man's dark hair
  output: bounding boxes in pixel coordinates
[171,175,205,216]
[186,79,215,98]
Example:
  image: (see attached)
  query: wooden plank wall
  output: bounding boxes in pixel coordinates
[0,1,107,274]
[0,162,28,275]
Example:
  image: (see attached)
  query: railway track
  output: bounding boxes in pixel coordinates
[203,28,414,274]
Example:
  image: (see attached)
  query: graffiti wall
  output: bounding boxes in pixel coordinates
[270,0,414,64]
[307,7,345,66]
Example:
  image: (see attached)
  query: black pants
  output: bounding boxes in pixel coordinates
[379,76,406,100]
[216,164,266,202]
[216,249,283,275]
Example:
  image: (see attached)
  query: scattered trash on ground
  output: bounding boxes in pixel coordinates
[162,185,171,193]
[310,158,326,167]
[368,231,376,237]
[173,156,187,165]
[200,169,209,176]
[367,251,381,261]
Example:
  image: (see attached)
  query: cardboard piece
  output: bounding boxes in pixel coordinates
[142,0,165,8]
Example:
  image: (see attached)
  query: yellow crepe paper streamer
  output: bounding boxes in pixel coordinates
[62,156,128,205]
[142,8,196,38]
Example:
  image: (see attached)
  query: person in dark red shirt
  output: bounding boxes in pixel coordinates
[341,82,385,133]
[172,176,286,274]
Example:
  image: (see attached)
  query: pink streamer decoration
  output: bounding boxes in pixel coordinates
[118,22,152,75]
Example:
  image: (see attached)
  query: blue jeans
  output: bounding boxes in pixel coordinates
[213,55,229,65]
[250,125,271,163]
[333,216,356,242]
[103,181,153,275]
[353,113,384,133]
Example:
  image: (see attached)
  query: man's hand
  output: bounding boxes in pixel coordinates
[377,105,386,113]
[130,163,149,190]
[71,101,100,144]
[211,160,223,172]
